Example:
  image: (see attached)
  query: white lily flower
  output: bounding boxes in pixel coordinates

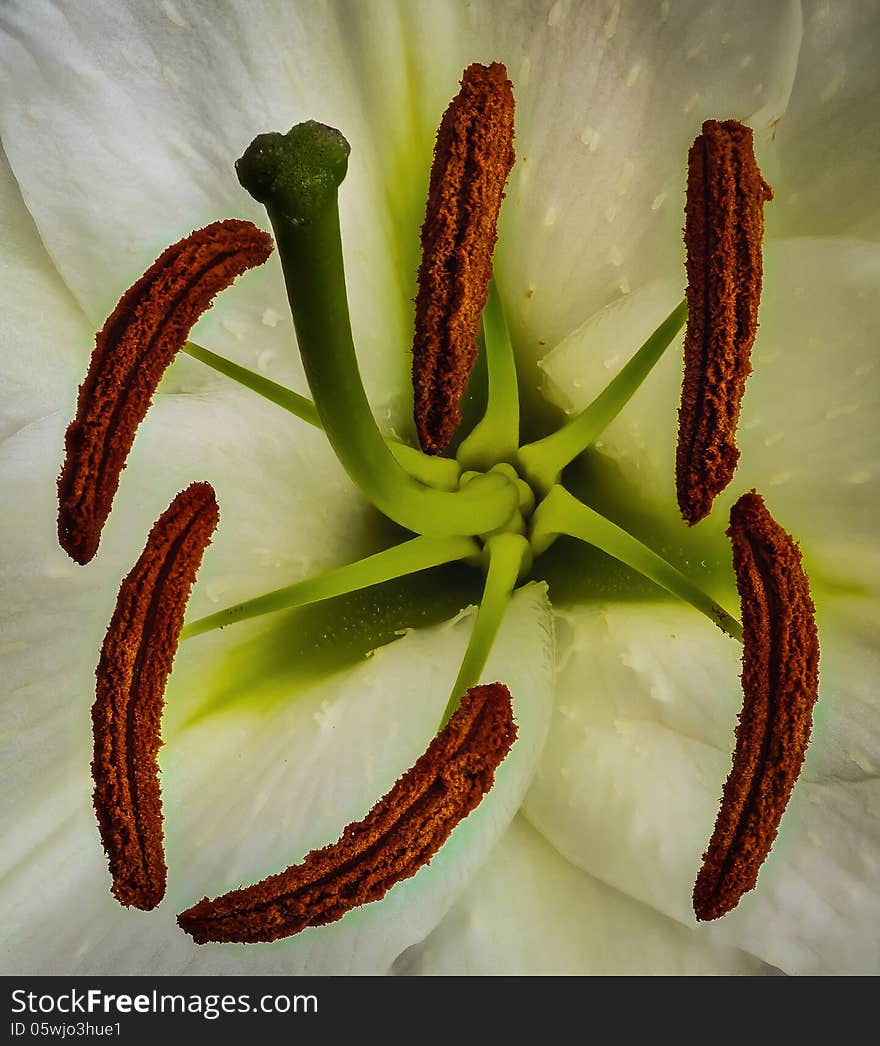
[1,0,878,975]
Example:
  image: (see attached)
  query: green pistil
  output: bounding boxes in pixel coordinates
[531,485,743,641]
[438,532,530,729]
[182,534,478,639]
[457,279,520,471]
[518,299,687,494]
[237,122,517,538]
[182,340,460,490]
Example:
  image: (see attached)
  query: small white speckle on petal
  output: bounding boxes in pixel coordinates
[544,206,558,227]
[161,0,189,27]
[547,0,564,27]
[660,0,671,23]
[626,63,642,87]
[256,349,276,374]
[651,192,667,211]
[855,363,874,377]
[604,0,621,39]
[846,471,871,486]
[221,316,246,339]
[618,277,631,295]
[720,31,732,45]
[850,751,875,774]
[261,308,280,328]
[519,55,531,87]
[605,202,617,223]
[162,65,180,90]
[683,92,700,114]
[120,46,136,67]
[763,431,785,447]
[579,125,601,152]
[44,562,75,580]
[769,471,793,486]
[825,404,859,420]
[616,158,636,196]
[686,41,705,61]
[739,54,754,69]
[821,74,845,103]
[753,83,765,96]
[609,245,624,267]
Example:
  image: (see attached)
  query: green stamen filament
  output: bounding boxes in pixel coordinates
[182,341,459,490]
[237,123,517,537]
[457,279,520,471]
[518,299,687,494]
[439,532,530,729]
[183,340,320,426]
[182,534,478,640]
[531,485,743,641]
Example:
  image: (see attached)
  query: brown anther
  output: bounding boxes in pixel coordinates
[676,120,773,525]
[92,482,219,910]
[693,491,819,921]
[178,682,516,944]
[58,220,272,565]
[412,62,515,455]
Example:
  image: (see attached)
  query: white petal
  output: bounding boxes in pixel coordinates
[495,0,801,349]
[539,237,880,588]
[0,0,804,417]
[393,815,773,975]
[523,598,880,974]
[0,147,88,436]
[770,0,880,239]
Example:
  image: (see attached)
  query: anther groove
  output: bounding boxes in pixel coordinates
[412,62,515,455]
[693,491,819,921]
[676,120,772,525]
[178,683,516,943]
[58,220,272,564]
[92,482,219,910]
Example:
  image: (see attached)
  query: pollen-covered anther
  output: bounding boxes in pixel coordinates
[178,682,517,944]
[92,482,219,910]
[412,62,516,455]
[676,119,773,525]
[57,219,272,565]
[693,491,819,921]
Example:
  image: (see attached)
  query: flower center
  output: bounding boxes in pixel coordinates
[59,61,819,944]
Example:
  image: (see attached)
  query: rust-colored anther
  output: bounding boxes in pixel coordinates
[58,220,272,565]
[676,120,773,525]
[693,491,819,921]
[92,482,219,910]
[178,682,517,944]
[412,62,515,455]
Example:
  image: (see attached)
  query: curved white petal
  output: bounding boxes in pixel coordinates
[392,816,774,975]
[0,147,88,436]
[495,0,801,350]
[539,238,880,589]
[523,598,880,974]
[770,0,880,240]
[0,0,804,416]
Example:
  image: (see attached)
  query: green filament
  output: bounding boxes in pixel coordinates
[457,279,520,471]
[182,341,320,426]
[531,485,742,641]
[439,532,531,729]
[182,534,479,639]
[183,341,460,490]
[518,299,687,494]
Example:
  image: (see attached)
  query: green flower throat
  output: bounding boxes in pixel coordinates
[180,117,742,733]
